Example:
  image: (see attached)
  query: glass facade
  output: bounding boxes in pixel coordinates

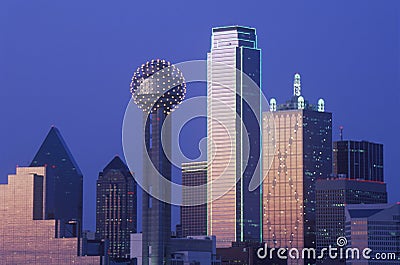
[316,179,388,265]
[333,140,384,182]
[207,25,262,248]
[30,127,83,238]
[96,156,137,260]
[263,107,332,265]
[345,204,400,264]
[181,161,208,237]
[0,167,99,264]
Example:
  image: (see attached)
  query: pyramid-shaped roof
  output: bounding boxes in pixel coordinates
[30,126,82,176]
[103,156,129,172]
[101,156,133,181]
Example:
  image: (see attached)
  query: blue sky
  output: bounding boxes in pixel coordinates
[0,0,399,230]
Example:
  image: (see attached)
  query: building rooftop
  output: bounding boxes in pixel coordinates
[269,73,326,112]
[212,25,256,33]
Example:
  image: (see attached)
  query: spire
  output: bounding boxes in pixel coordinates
[293,73,301,96]
[340,126,344,141]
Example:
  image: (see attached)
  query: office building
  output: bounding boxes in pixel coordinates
[30,126,83,237]
[316,179,388,264]
[130,59,186,265]
[345,203,400,264]
[333,140,384,182]
[207,25,262,247]
[181,161,208,237]
[0,166,101,264]
[263,73,332,265]
[96,156,137,260]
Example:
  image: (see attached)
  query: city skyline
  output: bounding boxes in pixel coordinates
[1,1,399,234]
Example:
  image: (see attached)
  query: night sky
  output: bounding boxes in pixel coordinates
[0,0,399,231]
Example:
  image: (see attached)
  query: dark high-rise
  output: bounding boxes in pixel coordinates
[315,179,388,264]
[96,156,137,260]
[263,73,332,265]
[181,161,208,237]
[130,59,186,265]
[333,140,384,182]
[30,126,83,238]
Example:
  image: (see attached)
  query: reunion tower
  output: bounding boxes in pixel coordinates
[130,59,186,265]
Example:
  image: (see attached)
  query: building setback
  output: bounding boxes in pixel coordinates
[0,166,100,264]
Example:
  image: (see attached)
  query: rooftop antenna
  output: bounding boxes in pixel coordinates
[339,126,344,141]
[294,73,301,96]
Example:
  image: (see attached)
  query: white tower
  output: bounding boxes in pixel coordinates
[318,98,325,112]
[270,98,277,112]
[293,73,301,96]
[298,96,305,110]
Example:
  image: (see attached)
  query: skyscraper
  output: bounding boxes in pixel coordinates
[263,73,332,265]
[315,179,388,264]
[207,25,262,247]
[130,59,186,265]
[96,156,137,260]
[333,140,384,182]
[181,161,208,237]
[30,126,83,238]
[0,166,100,264]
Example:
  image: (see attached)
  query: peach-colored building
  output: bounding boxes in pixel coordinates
[0,166,100,264]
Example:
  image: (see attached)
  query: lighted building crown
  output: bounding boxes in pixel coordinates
[130,59,186,114]
[294,73,301,96]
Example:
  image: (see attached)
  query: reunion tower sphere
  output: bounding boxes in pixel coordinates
[130,59,186,114]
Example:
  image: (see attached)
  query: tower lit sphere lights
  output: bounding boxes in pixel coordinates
[130,59,186,114]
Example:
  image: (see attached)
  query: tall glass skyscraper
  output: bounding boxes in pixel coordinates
[30,126,83,238]
[263,74,332,265]
[96,156,137,260]
[207,25,262,247]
